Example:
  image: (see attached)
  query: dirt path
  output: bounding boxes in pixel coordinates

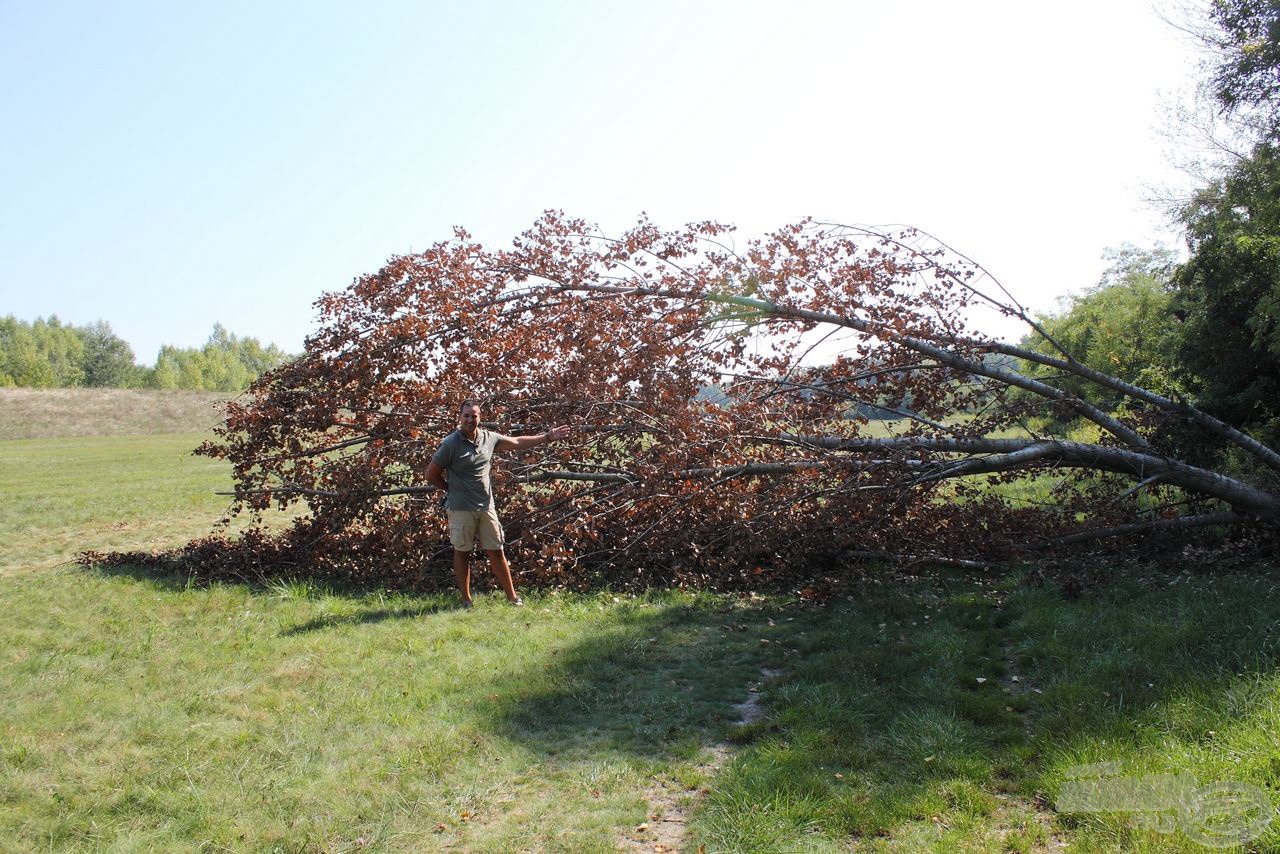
[995,599,1068,852]
[620,667,781,853]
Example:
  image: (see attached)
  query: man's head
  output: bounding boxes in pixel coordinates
[459,400,481,438]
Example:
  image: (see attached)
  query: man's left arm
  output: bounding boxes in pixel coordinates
[495,425,571,453]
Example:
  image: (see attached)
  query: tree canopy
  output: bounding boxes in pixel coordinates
[1201,0,1280,135]
[1172,142,1280,443]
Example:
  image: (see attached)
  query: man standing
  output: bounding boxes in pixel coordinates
[425,399,571,607]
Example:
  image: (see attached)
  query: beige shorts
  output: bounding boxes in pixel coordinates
[447,508,505,552]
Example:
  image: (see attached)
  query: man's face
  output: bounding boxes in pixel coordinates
[459,404,481,435]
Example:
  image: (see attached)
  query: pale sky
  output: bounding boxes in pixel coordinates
[1,1,1204,363]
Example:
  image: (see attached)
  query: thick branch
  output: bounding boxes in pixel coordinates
[773,434,1280,521]
[973,337,1280,474]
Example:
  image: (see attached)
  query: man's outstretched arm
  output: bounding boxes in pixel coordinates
[495,425,571,453]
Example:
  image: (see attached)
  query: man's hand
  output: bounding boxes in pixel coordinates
[546,424,571,442]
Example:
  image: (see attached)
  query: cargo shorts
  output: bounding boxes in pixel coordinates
[446,508,505,552]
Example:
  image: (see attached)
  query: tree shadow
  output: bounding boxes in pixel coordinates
[476,596,786,762]
[278,601,465,635]
[466,565,1280,848]
[80,558,200,592]
[78,557,466,634]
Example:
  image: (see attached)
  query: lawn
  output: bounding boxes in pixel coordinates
[2,390,1278,851]
[5,560,1279,851]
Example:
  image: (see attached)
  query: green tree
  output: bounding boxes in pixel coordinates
[0,315,87,387]
[1172,143,1280,438]
[146,325,291,391]
[1201,0,1280,135]
[31,316,86,386]
[80,320,139,387]
[0,317,52,387]
[1021,246,1183,411]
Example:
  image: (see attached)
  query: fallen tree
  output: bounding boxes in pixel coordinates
[166,213,1277,588]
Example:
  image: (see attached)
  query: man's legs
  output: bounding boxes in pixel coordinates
[484,549,521,603]
[453,549,473,606]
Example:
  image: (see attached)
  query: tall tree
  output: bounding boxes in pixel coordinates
[80,321,139,387]
[1202,0,1280,136]
[147,324,291,391]
[1173,143,1280,442]
[0,315,86,387]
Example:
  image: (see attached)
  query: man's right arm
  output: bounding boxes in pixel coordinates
[425,460,449,494]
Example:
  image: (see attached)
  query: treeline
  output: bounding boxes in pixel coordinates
[0,317,292,392]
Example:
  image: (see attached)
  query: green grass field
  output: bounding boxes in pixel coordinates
[0,433,249,576]
[2,390,1278,851]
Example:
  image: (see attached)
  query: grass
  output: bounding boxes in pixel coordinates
[5,562,1279,851]
[696,567,1280,852]
[0,569,784,851]
[0,432,285,577]
[4,389,1280,850]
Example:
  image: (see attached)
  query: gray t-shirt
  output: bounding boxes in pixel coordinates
[431,428,511,511]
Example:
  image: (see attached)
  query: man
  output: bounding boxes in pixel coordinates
[424,399,571,608]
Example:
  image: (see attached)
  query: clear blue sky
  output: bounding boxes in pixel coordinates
[1,1,1202,362]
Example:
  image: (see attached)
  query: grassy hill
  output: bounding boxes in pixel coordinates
[0,387,231,440]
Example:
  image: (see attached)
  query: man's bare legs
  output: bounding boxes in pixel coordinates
[453,548,521,605]
[453,549,473,606]
[485,549,521,603]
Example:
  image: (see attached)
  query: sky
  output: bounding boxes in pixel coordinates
[1,1,1207,363]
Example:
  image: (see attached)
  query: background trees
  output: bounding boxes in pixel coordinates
[1019,246,1182,414]
[1154,0,1280,446]
[150,324,291,392]
[0,317,291,391]
[1024,1,1280,447]
[1172,143,1280,443]
[1199,0,1280,136]
[0,316,88,388]
[80,320,142,387]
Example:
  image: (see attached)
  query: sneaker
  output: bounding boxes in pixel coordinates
[460,598,473,609]
[509,597,524,607]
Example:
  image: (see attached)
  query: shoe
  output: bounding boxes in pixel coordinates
[509,597,524,607]
[461,598,473,609]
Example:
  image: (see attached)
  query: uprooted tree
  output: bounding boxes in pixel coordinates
[177,213,1278,589]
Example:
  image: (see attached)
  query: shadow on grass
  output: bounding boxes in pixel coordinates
[279,601,466,634]
[471,564,1280,850]
[477,596,788,762]
[81,558,200,592]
